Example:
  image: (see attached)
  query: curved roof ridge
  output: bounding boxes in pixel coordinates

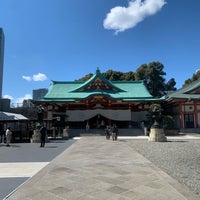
[69,68,124,92]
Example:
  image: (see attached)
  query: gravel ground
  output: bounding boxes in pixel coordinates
[125,138,200,196]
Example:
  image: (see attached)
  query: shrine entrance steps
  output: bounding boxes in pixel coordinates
[67,128,144,137]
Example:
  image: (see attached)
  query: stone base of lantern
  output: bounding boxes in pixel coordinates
[31,129,40,143]
[149,128,167,142]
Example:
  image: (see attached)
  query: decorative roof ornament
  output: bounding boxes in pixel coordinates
[70,68,125,92]
[96,67,100,73]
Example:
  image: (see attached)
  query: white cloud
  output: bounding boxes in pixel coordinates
[22,73,47,82]
[195,69,200,73]
[3,94,13,100]
[22,75,32,81]
[3,94,32,107]
[32,73,47,81]
[103,0,167,34]
[16,94,32,102]
[13,94,32,106]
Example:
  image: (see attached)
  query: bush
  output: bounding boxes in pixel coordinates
[145,104,174,130]
[162,115,174,130]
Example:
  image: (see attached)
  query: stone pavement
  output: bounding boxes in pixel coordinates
[6,136,200,200]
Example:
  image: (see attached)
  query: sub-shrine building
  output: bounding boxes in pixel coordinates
[163,79,200,130]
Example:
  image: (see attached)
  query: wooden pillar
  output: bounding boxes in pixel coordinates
[179,102,184,128]
[128,104,132,128]
[108,100,112,125]
[86,101,90,128]
[194,102,198,128]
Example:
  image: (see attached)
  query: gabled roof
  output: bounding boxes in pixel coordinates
[0,112,28,121]
[71,68,124,92]
[164,79,200,101]
[39,68,159,102]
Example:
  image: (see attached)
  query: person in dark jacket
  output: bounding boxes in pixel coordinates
[111,124,118,141]
[40,125,47,147]
[105,125,111,139]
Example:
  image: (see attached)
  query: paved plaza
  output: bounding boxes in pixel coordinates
[0,139,75,200]
[2,135,200,200]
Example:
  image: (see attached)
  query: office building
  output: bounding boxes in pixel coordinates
[23,99,34,108]
[0,28,4,98]
[0,98,10,111]
[33,88,48,100]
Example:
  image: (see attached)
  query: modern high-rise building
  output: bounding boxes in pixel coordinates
[33,88,48,101]
[0,28,5,98]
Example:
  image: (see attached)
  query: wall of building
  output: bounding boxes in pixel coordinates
[0,28,5,98]
[32,88,48,100]
[131,111,147,122]
[0,98,10,112]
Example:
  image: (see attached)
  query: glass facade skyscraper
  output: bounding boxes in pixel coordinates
[0,28,4,98]
[33,88,48,100]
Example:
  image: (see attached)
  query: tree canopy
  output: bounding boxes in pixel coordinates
[183,70,200,87]
[135,62,166,97]
[76,61,177,97]
[134,62,177,97]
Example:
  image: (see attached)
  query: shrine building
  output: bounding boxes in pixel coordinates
[33,68,161,130]
[163,79,200,130]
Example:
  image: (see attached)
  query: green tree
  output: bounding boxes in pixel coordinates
[76,70,135,82]
[103,70,124,81]
[165,78,176,91]
[103,70,135,81]
[145,103,175,129]
[162,115,175,130]
[134,64,149,81]
[135,62,176,97]
[75,62,176,97]
[148,62,166,97]
[121,71,135,81]
[75,73,93,82]
[145,103,163,128]
[183,70,200,87]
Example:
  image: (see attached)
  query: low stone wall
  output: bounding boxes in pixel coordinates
[164,129,180,135]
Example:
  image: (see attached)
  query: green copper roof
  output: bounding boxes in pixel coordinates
[41,69,157,102]
[71,68,124,92]
[164,79,200,101]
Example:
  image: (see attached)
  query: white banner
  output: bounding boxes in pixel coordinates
[66,109,131,121]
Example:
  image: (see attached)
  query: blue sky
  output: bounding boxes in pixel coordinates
[0,0,200,105]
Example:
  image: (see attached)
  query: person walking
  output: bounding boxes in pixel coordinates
[86,122,90,132]
[40,125,47,147]
[5,127,12,146]
[111,124,119,141]
[105,125,111,139]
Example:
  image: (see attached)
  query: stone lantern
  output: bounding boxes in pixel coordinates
[149,105,167,142]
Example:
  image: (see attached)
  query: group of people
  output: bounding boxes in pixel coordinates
[0,125,47,148]
[3,124,117,146]
[105,124,119,141]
